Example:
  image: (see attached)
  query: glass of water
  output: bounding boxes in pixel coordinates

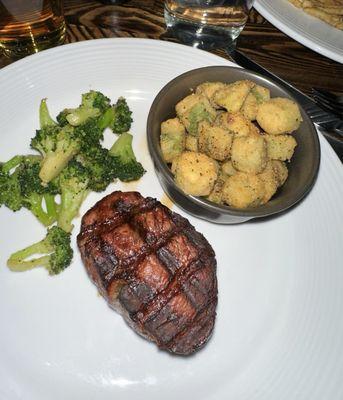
[164,0,255,50]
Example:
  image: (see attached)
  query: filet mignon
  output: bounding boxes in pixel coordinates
[77,191,217,355]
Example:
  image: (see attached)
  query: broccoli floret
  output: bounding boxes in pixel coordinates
[1,155,24,174]
[31,98,60,155]
[37,124,80,184]
[74,118,104,151]
[31,99,80,183]
[17,156,59,226]
[56,91,111,128]
[81,90,111,113]
[109,132,145,182]
[66,107,100,127]
[7,226,73,275]
[61,91,111,127]
[30,126,59,156]
[110,97,133,134]
[0,155,59,225]
[56,109,72,127]
[32,100,108,183]
[0,155,23,211]
[56,160,89,233]
[77,145,117,192]
[97,107,116,131]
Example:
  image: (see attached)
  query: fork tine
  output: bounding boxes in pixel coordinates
[312,92,343,113]
[305,105,341,125]
[311,89,343,118]
[312,97,343,117]
[318,120,343,137]
[312,87,343,105]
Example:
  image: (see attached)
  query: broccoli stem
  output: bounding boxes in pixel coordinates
[40,99,57,128]
[66,107,100,127]
[1,155,23,174]
[7,226,73,275]
[7,237,53,271]
[26,193,54,227]
[26,193,59,226]
[44,193,58,222]
[58,188,89,233]
[98,107,115,131]
[39,146,78,183]
[7,256,50,272]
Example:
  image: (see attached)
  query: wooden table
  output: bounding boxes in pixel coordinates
[1,0,342,159]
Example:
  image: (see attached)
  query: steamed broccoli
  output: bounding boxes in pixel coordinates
[31,99,60,155]
[56,109,70,127]
[39,98,57,128]
[0,155,23,174]
[110,97,133,134]
[36,124,80,184]
[74,117,104,151]
[17,156,59,226]
[109,132,145,182]
[32,94,115,184]
[56,160,90,233]
[58,90,111,127]
[77,145,116,192]
[7,226,73,275]
[31,99,79,183]
[0,155,23,211]
[81,90,111,113]
[76,131,145,190]
[0,155,59,225]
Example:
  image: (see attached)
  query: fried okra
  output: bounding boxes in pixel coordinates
[222,172,265,208]
[198,123,233,161]
[206,172,227,204]
[231,135,268,174]
[221,160,237,177]
[185,135,198,152]
[258,162,279,203]
[214,80,255,112]
[256,97,302,135]
[241,85,271,121]
[271,160,288,186]
[216,112,260,137]
[160,118,186,163]
[175,94,216,136]
[160,80,300,209]
[195,81,226,108]
[264,134,297,161]
[173,151,218,196]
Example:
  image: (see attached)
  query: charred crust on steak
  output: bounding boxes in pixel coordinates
[77,191,218,355]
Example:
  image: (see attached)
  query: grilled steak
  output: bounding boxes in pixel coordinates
[77,191,217,355]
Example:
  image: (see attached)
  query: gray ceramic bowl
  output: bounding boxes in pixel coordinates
[147,66,320,224]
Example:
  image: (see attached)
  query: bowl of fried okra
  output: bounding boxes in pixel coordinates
[147,66,320,224]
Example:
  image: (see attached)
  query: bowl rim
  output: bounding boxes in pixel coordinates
[147,65,321,219]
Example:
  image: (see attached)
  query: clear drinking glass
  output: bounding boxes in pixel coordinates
[0,0,66,58]
[164,0,255,50]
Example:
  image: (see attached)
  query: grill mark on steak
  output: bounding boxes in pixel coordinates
[77,191,217,355]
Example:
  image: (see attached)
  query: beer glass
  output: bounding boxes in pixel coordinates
[0,0,66,58]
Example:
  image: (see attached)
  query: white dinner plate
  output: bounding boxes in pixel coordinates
[255,0,343,63]
[0,38,343,400]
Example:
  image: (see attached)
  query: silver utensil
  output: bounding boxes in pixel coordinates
[229,50,343,137]
[312,87,343,118]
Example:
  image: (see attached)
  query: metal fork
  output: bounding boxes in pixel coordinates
[312,88,343,118]
[304,103,343,136]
